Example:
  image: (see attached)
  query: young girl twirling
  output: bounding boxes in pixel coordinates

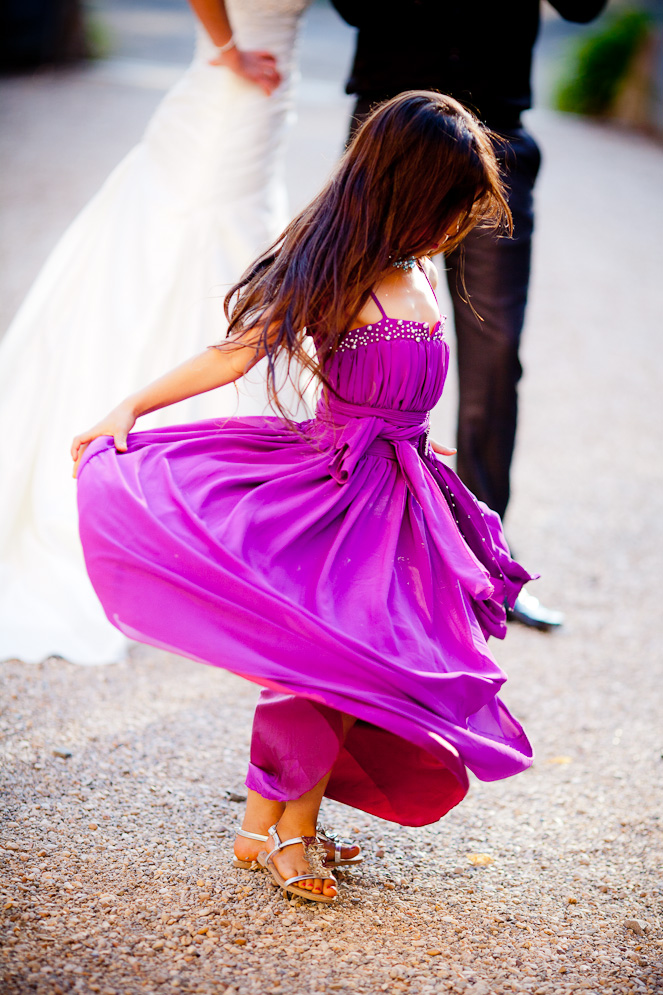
[72,92,533,905]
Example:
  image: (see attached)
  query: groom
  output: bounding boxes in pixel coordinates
[331,0,607,630]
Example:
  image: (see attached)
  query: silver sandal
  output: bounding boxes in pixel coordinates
[316,825,364,867]
[232,828,268,869]
[258,825,338,903]
[232,825,362,869]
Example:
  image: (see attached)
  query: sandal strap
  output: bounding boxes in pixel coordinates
[317,826,352,864]
[235,828,269,842]
[267,823,281,847]
[283,871,335,888]
[265,827,336,881]
[276,834,306,850]
[265,828,334,875]
[265,828,305,865]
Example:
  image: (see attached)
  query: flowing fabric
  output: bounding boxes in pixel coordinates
[0,0,310,665]
[77,308,533,826]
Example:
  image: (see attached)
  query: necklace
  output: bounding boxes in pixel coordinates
[391,256,416,271]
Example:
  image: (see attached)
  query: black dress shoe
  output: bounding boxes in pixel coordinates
[507,587,564,632]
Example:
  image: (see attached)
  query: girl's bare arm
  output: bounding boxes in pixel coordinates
[71,341,259,475]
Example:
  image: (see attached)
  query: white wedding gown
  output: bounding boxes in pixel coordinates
[0,0,310,665]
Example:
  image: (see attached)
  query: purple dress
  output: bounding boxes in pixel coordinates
[77,291,533,827]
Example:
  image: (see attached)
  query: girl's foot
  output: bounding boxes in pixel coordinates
[259,825,337,900]
[233,826,361,868]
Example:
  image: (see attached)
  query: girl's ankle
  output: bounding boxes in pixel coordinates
[275,818,316,840]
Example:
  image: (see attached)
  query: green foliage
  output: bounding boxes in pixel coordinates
[555,8,652,115]
[84,13,115,61]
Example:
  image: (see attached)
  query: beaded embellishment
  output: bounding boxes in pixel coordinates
[391,256,417,271]
[337,315,447,354]
[300,837,329,879]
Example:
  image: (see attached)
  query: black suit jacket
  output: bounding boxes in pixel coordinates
[331,1,607,129]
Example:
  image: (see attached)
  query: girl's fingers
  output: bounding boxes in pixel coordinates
[71,430,99,459]
[430,440,457,456]
[72,427,130,463]
[71,433,89,460]
[72,442,89,479]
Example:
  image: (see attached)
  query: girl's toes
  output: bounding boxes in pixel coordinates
[311,878,323,894]
[322,878,337,897]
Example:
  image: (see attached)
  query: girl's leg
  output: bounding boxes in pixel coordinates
[235,701,358,882]
[233,790,284,865]
[270,768,338,897]
[272,713,356,898]
[234,785,361,867]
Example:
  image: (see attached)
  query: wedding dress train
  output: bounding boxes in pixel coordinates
[0,0,310,664]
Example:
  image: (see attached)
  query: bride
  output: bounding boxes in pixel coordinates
[0,0,311,665]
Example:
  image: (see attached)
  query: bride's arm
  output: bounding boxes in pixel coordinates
[188,0,282,95]
[71,340,261,475]
[188,0,234,46]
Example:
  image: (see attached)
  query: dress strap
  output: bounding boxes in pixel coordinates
[417,258,437,297]
[369,290,388,318]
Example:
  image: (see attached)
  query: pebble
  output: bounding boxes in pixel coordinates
[1,628,661,995]
[225,791,247,804]
[624,919,649,936]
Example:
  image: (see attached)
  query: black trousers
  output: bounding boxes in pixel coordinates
[350,100,541,518]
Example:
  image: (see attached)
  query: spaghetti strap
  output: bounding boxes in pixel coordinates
[417,258,437,296]
[370,290,388,318]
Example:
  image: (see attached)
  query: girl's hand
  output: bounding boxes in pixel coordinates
[71,403,137,478]
[210,46,281,95]
[430,439,457,457]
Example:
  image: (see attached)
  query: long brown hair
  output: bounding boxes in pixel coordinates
[223,90,511,416]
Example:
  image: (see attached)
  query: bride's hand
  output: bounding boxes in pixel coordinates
[430,439,457,457]
[71,403,137,479]
[210,46,281,95]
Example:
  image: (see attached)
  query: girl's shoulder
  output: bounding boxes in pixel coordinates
[349,259,440,332]
[419,255,438,290]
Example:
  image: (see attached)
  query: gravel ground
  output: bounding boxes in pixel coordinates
[1,633,662,995]
[2,5,662,994]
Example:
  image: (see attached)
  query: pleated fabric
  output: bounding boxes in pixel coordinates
[77,315,533,826]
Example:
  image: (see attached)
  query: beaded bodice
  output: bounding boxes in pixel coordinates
[324,307,450,414]
[337,314,446,353]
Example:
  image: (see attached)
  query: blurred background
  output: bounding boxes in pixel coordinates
[1,0,662,615]
[1,0,661,330]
